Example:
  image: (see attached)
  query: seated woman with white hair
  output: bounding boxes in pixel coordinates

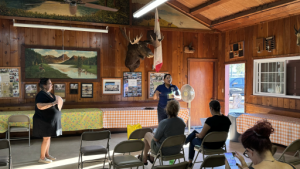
[139,100,186,165]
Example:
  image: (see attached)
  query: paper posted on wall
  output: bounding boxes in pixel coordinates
[0,68,20,98]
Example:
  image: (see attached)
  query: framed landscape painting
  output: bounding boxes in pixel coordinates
[21,45,100,82]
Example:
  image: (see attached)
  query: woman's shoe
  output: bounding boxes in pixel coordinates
[147,154,154,164]
[188,162,194,169]
[38,158,52,164]
[137,155,148,165]
[46,155,56,161]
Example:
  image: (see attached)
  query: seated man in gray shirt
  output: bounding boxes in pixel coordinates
[140,100,186,165]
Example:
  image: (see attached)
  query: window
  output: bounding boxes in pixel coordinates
[253,56,300,99]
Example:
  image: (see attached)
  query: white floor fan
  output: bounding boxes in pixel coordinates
[181,84,195,133]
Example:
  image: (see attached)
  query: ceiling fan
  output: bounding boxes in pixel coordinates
[26,0,118,15]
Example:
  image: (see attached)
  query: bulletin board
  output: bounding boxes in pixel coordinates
[123,72,142,97]
[0,67,21,99]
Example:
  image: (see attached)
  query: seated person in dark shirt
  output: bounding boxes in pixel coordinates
[140,100,186,165]
[185,100,231,167]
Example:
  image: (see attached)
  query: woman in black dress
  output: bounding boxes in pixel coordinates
[33,78,63,164]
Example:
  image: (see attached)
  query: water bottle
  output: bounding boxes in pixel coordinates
[169,159,175,165]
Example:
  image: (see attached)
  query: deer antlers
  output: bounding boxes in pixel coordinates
[150,34,164,48]
[120,27,143,45]
[120,27,164,48]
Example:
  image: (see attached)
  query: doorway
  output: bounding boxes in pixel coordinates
[225,63,245,115]
[188,59,217,126]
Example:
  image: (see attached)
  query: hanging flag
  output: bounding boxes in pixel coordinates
[153,8,163,72]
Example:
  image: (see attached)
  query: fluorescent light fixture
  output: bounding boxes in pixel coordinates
[133,0,168,18]
[13,20,108,33]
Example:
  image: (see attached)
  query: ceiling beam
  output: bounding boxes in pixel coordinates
[212,0,300,26]
[190,0,232,15]
[166,0,212,27]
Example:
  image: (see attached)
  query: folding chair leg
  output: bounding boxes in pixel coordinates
[9,157,11,169]
[193,151,201,164]
[159,158,163,165]
[151,157,158,169]
[29,130,30,147]
[81,154,83,169]
[103,154,107,169]
[174,159,177,164]
[78,153,81,169]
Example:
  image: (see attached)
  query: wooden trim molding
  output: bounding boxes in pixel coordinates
[0,100,179,111]
[224,60,247,65]
[245,103,300,118]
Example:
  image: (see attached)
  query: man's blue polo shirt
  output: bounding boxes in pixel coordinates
[155,83,179,108]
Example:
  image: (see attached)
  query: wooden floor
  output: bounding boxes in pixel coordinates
[0,133,299,169]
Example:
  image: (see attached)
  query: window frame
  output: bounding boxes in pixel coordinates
[253,56,300,99]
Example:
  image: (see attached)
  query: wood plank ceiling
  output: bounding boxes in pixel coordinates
[168,0,300,31]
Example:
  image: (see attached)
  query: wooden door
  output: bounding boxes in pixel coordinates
[188,59,215,126]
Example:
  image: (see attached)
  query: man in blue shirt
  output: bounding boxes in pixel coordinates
[153,74,181,122]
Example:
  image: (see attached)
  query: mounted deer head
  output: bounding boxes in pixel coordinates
[120,27,164,72]
[294,25,300,46]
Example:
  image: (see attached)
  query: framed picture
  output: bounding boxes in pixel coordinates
[54,84,66,98]
[81,83,93,98]
[0,67,21,99]
[123,72,142,97]
[21,45,100,82]
[70,83,79,94]
[148,72,168,98]
[24,84,38,99]
[102,78,122,95]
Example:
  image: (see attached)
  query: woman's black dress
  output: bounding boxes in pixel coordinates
[33,91,62,137]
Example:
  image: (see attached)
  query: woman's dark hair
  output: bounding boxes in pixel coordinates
[241,120,274,155]
[209,100,220,112]
[164,74,171,79]
[39,78,50,90]
[165,100,180,118]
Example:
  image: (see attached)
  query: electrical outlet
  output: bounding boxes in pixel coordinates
[222,89,224,93]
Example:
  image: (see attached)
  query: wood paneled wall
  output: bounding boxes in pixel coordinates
[0,19,219,110]
[217,14,300,117]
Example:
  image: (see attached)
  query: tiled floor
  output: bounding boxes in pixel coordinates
[0,132,299,169]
